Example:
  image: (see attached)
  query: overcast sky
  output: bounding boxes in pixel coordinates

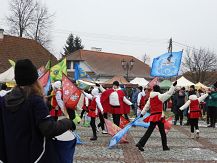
[1,0,217,62]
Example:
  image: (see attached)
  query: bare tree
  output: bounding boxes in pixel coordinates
[7,0,53,47]
[28,4,54,47]
[182,48,217,83]
[7,0,38,37]
[143,53,151,65]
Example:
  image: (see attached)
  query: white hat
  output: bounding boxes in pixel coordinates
[53,81,62,90]
[91,88,99,96]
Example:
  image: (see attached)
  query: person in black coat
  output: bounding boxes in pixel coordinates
[0,59,76,163]
[173,87,186,125]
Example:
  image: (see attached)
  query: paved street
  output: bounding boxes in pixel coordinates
[74,120,217,163]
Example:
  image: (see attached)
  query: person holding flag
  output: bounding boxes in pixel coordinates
[50,81,69,121]
[83,88,105,140]
[136,81,177,151]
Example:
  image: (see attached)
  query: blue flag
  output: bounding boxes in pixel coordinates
[44,77,51,96]
[74,132,85,145]
[108,116,140,148]
[74,63,80,81]
[108,114,151,148]
[74,63,94,81]
[151,51,183,78]
[132,113,150,128]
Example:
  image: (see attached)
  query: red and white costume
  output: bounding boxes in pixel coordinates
[100,86,132,115]
[179,94,208,118]
[82,96,90,112]
[141,86,175,123]
[50,89,64,117]
[138,90,151,111]
[83,89,104,118]
[137,90,146,111]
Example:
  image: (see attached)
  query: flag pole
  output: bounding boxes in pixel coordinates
[168,37,173,81]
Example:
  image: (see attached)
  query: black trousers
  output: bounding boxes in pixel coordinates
[67,109,76,120]
[208,106,217,127]
[124,114,129,120]
[80,110,86,119]
[175,109,184,122]
[54,109,58,121]
[97,111,105,130]
[112,114,121,126]
[189,118,199,133]
[138,121,168,148]
[90,117,97,137]
[103,113,108,119]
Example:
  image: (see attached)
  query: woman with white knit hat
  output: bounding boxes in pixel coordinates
[83,87,105,140]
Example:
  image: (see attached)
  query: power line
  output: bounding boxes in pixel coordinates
[50,28,168,44]
[52,34,168,46]
[172,41,201,51]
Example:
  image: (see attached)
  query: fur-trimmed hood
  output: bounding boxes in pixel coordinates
[149,91,160,98]
[189,94,197,100]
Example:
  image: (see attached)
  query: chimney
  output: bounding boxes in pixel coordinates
[0,29,4,40]
[91,47,102,52]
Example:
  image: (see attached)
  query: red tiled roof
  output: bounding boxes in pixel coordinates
[0,35,57,73]
[66,49,150,78]
[105,75,130,84]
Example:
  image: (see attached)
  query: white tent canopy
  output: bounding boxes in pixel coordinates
[176,76,194,87]
[195,82,208,90]
[130,77,149,87]
[0,67,15,83]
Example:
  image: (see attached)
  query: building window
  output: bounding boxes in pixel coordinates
[73,61,80,69]
[67,60,71,69]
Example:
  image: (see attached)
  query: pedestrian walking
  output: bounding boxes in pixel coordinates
[173,87,186,125]
[206,83,217,128]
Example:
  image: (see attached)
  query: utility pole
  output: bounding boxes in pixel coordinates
[168,37,172,53]
[121,59,134,81]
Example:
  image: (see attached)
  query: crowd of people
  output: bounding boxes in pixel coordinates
[0,59,217,163]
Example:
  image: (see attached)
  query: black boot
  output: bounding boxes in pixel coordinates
[163,146,170,151]
[90,136,97,141]
[136,143,144,151]
[90,129,97,141]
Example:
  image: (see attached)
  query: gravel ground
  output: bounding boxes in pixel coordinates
[74,119,217,162]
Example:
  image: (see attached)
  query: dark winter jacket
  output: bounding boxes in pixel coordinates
[0,87,75,163]
[172,91,186,114]
[176,91,186,107]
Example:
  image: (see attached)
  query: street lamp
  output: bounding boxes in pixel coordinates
[121,58,134,81]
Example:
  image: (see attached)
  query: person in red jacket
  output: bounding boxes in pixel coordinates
[99,81,132,127]
[80,89,91,119]
[136,81,177,151]
[50,81,69,121]
[179,91,208,139]
[83,88,105,140]
[137,87,151,116]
